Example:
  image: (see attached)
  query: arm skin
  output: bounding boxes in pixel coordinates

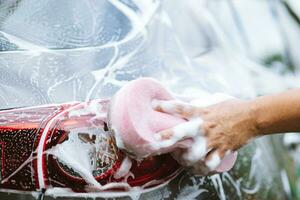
[252,89,300,136]
[153,89,300,172]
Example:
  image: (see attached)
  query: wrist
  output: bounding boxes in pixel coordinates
[247,99,262,137]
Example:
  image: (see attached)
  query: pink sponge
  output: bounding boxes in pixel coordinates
[109,78,237,172]
[109,78,185,158]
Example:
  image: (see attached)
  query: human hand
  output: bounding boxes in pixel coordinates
[152,98,257,174]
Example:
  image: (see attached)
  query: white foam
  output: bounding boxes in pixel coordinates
[43,168,180,199]
[210,174,226,200]
[183,136,207,164]
[153,133,162,141]
[114,156,132,179]
[206,153,221,171]
[153,118,202,150]
[37,103,83,189]
[111,125,126,150]
[49,132,101,187]
[173,118,203,139]
[152,99,185,115]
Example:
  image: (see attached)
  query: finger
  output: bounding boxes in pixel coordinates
[155,118,203,141]
[152,99,202,119]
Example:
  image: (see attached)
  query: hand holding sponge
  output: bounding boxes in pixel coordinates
[109,78,237,173]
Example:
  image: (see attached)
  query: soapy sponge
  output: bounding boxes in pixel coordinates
[109,78,185,158]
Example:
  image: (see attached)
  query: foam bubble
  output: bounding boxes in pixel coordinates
[183,136,207,163]
[206,153,221,170]
[173,118,203,139]
[114,156,132,179]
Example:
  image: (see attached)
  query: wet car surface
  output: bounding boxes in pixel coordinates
[0,0,299,199]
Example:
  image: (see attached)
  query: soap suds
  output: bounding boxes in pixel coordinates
[155,118,203,149]
[111,125,126,150]
[68,101,105,119]
[114,156,132,179]
[37,103,83,189]
[153,133,162,140]
[152,99,188,116]
[173,118,203,139]
[49,132,102,187]
[183,136,207,163]
[206,153,221,170]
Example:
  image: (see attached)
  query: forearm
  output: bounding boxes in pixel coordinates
[250,89,300,136]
